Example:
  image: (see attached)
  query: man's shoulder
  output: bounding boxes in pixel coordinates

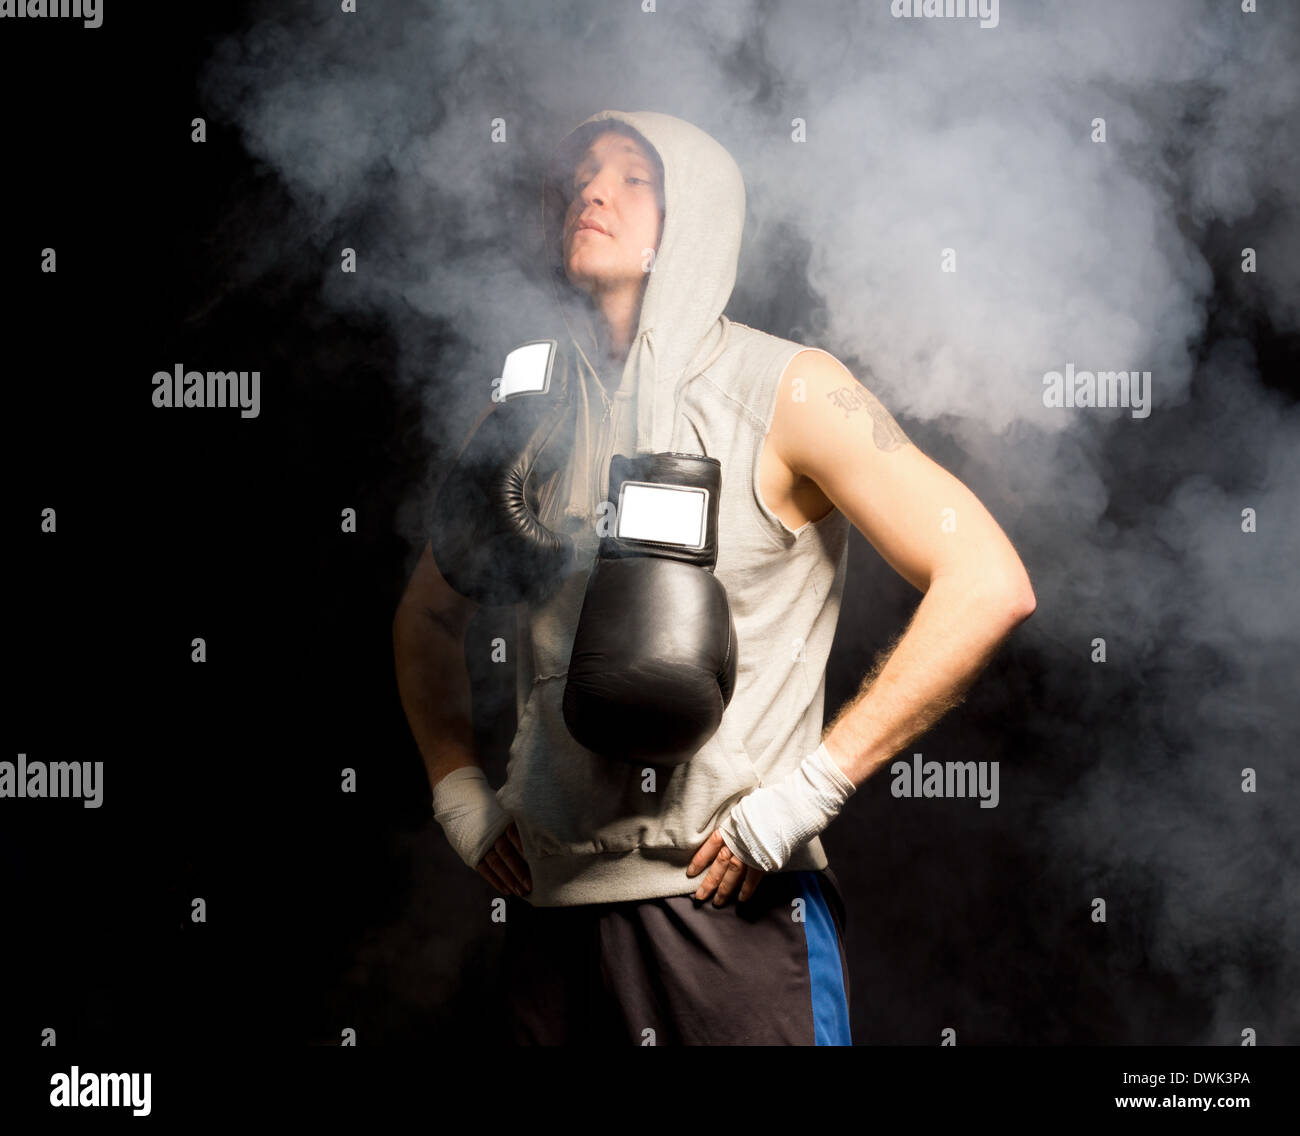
[724,320,808,357]
[703,321,822,403]
[722,322,849,385]
[691,324,845,448]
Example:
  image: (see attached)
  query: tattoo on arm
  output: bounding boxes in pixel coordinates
[825,383,912,451]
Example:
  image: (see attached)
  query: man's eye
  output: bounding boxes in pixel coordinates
[571,176,648,195]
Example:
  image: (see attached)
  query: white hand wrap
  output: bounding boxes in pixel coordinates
[431,766,514,870]
[718,743,856,872]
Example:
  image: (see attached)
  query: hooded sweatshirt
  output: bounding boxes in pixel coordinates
[497,109,852,906]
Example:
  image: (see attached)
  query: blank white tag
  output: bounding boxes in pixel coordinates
[497,341,554,400]
[616,482,708,549]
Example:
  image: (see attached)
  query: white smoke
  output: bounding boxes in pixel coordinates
[198,0,1300,1042]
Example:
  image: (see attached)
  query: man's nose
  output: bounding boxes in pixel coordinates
[581,173,617,207]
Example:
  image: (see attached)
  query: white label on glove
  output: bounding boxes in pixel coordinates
[498,340,555,400]
[616,482,708,548]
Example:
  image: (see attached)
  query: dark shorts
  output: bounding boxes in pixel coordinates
[503,866,851,1045]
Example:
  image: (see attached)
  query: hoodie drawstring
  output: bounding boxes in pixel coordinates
[632,324,659,454]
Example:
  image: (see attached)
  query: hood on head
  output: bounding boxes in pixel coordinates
[539,109,747,457]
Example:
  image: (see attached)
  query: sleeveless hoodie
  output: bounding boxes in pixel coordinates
[498,109,851,906]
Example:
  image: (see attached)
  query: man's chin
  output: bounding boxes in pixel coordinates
[563,261,605,293]
[563,271,596,297]
[563,266,646,305]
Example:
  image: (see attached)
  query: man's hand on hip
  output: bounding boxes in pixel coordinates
[476,821,532,898]
[715,742,858,873]
[687,828,765,906]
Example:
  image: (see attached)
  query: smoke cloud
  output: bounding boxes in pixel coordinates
[198,0,1300,1042]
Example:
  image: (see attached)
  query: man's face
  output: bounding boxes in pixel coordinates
[562,130,665,298]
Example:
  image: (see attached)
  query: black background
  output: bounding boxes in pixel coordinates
[1,2,1295,1108]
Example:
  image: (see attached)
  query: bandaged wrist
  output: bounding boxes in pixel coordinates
[718,742,857,872]
[431,766,514,870]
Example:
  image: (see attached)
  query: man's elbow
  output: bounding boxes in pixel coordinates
[1001,570,1036,626]
[392,600,436,654]
[966,561,1035,628]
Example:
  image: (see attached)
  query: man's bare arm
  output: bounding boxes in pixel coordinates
[391,539,480,794]
[394,539,531,896]
[392,399,498,792]
[821,576,1030,784]
[772,349,1037,785]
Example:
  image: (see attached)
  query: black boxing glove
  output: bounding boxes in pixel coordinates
[562,452,738,766]
[429,339,576,607]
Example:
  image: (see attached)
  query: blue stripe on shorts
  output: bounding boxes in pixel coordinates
[798,871,852,1045]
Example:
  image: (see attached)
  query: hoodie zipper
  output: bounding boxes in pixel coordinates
[592,397,615,514]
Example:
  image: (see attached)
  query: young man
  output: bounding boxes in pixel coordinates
[393,110,1035,1045]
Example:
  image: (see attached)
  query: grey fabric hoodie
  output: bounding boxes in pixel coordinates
[498,109,852,906]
